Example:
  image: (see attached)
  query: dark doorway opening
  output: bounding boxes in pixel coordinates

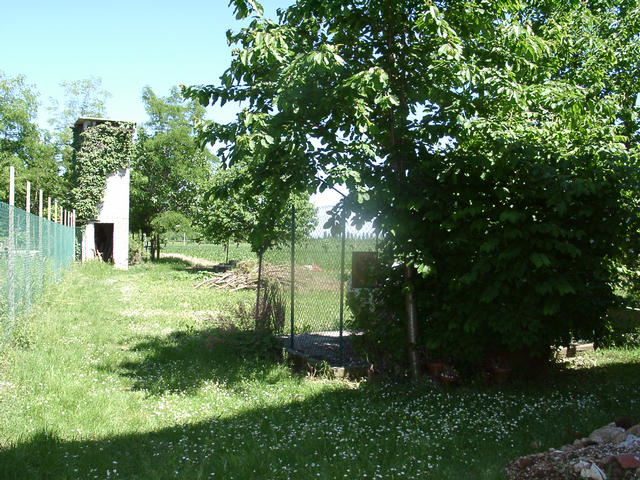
[94,223,114,262]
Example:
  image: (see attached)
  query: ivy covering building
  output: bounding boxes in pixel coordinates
[71,117,135,269]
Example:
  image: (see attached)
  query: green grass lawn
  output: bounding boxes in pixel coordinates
[1,259,639,479]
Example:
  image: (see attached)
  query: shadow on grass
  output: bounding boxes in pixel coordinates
[0,385,413,480]
[2,352,640,479]
[117,328,283,395]
[0,388,345,480]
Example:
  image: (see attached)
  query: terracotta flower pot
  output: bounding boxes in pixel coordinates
[481,369,493,386]
[427,360,445,376]
[439,373,459,384]
[492,366,512,384]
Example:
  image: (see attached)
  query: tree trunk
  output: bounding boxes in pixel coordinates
[255,249,263,329]
[385,0,421,379]
[404,264,420,379]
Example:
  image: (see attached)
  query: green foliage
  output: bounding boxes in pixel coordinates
[128,234,143,266]
[130,86,214,259]
[0,71,64,206]
[47,78,110,134]
[347,258,407,370]
[47,77,111,196]
[255,278,286,334]
[599,308,640,348]
[150,211,192,243]
[70,121,134,220]
[197,166,318,252]
[185,0,640,368]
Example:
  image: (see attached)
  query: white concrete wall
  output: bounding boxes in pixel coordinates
[81,222,95,262]
[96,168,130,269]
[80,168,130,269]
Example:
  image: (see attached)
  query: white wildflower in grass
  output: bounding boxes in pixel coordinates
[0,261,638,479]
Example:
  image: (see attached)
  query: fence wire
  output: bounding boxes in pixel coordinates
[0,201,75,344]
[263,205,376,365]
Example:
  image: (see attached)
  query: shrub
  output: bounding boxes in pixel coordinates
[255,278,285,335]
[599,308,640,348]
[128,235,143,265]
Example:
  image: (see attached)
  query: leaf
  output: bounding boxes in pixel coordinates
[529,253,551,268]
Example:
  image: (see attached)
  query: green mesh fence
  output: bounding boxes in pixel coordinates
[263,206,377,365]
[0,200,75,344]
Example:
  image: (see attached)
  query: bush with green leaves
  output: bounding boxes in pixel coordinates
[128,234,143,265]
[186,0,640,370]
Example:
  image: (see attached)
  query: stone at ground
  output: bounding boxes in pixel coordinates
[505,422,640,480]
[615,417,637,430]
[588,424,627,444]
[607,454,640,470]
[628,425,640,437]
[579,463,606,480]
[619,435,640,448]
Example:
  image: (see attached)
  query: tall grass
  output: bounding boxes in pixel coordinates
[1,260,639,479]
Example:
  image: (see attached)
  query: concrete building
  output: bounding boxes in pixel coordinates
[75,117,133,270]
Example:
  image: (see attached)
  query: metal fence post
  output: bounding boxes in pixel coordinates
[290,203,295,349]
[255,248,263,328]
[338,210,346,365]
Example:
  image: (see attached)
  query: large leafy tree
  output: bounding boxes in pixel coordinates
[185,0,640,369]
[0,72,63,208]
[47,78,111,187]
[131,86,215,260]
[48,77,111,135]
[198,165,318,253]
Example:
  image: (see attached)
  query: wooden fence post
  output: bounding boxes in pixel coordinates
[54,200,58,269]
[8,166,16,322]
[39,189,44,294]
[72,210,77,260]
[25,181,31,309]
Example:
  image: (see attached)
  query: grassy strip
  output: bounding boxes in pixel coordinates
[0,260,639,479]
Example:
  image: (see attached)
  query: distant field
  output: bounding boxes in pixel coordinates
[164,237,377,268]
[163,242,255,263]
[163,239,378,333]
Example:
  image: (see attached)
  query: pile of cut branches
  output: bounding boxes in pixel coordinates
[194,261,290,291]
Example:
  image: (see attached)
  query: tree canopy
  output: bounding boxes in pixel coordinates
[185,0,640,365]
[197,164,318,252]
[0,71,63,208]
[131,86,215,259]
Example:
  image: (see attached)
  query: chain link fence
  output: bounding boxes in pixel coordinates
[0,200,75,344]
[262,205,377,365]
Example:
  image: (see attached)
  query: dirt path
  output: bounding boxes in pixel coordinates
[160,252,219,268]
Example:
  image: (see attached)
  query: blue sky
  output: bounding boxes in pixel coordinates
[1,0,291,129]
[0,0,346,207]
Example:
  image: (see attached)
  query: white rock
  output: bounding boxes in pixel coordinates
[574,460,590,473]
[617,434,640,447]
[588,425,626,444]
[580,463,607,480]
